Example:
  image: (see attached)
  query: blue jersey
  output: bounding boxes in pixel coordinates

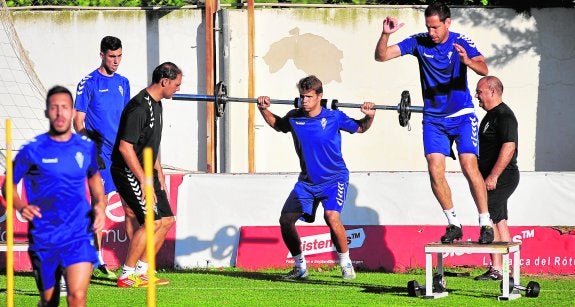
[12,133,99,250]
[398,31,482,119]
[75,69,130,158]
[276,108,359,184]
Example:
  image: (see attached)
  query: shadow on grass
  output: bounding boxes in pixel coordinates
[183,269,410,296]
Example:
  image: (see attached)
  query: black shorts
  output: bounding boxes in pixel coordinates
[111,166,174,225]
[486,169,519,224]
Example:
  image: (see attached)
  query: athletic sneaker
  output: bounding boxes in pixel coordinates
[341,263,356,280]
[117,274,146,288]
[440,224,463,244]
[92,264,117,280]
[60,277,67,297]
[474,266,503,281]
[282,267,309,280]
[139,274,170,286]
[478,225,495,244]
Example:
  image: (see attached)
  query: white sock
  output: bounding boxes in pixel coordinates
[120,265,135,279]
[443,208,461,227]
[479,213,491,227]
[338,251,352,267]
[293,253,306,270]
[97,251,105,266]
[135,260,148,275]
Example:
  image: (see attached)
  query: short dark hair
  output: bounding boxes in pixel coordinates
[152,62,182,84]
[46,85,73,109]
[100,36,122,54]
[425,2,451,22]
[297,75,323,95]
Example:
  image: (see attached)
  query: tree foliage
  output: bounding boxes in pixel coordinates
[5,0,574,8]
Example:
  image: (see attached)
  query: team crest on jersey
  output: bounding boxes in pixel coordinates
[321,117,327,129]
[483,122,490,134]
[119,85,124,97]
[75,152,84,168]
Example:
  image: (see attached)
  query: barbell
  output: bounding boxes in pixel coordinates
[500,277,541,298]
[171,81,424,128]
[407,273,446,297]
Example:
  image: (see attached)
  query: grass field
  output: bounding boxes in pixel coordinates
[1,267,574,306]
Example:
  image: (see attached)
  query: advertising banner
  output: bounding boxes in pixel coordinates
[0,173,184,271]
[236,225,575,274]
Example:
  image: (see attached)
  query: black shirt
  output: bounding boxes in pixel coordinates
[478,102,518,177]
[111,89,163,169]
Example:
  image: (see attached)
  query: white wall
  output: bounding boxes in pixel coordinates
[174,171,575,268]
[10,7,575,173]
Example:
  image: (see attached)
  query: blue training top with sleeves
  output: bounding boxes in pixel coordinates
[397,31,482,119]
[75,69,130,158]
[12,133,99,250]
[275,108,359,184]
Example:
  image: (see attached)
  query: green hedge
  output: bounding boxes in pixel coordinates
[5,0,574,8]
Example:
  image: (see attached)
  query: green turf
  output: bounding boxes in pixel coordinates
[1,267,574,306]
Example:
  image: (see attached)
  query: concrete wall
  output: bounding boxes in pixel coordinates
[10,6,575,172]
[175,171,575,268]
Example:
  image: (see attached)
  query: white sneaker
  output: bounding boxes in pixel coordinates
[341,263,356,280]
[282,267,309,280]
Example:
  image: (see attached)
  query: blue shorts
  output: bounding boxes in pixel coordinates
[423,114,479,157]
[29,239,99,291]
[282,178,349,223]
[99,155,117,195]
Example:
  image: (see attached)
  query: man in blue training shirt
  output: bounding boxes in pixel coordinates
[3,86,106,307]
[374,1,494,244]
[257,75,375,280]
[74,36,135,279]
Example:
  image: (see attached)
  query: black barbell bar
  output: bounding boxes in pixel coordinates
[172,82,423,128]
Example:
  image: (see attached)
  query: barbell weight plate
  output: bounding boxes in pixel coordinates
[432,273,446,293]
[398,90,412,127]
[500,276,516,293]
[214,81,228,117]
[525,281,540,298]
[407,280,421,297]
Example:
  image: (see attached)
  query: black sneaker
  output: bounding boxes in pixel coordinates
[440,224,463,244]
[478,225,494,244]
[474,267,503,281]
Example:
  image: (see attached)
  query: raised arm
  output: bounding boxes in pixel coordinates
[374,17,404,62]
[453,43,488,76]
[257,96,283,130]
[355,102,376,133]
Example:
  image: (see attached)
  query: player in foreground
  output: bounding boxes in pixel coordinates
[3,85,105,306]
[257,75,375,280]
[374,1,494,244]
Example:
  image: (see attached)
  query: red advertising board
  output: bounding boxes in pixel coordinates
[0,173,184,271]
[236,225,575,274]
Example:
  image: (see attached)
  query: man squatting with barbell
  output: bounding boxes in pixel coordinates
[257,75,375,280]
